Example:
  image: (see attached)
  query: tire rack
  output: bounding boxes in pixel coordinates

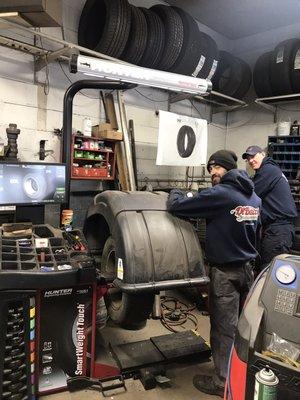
[255,93,300,121]
[0,16,247,114]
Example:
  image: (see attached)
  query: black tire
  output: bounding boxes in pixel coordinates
[138,8,165,69]
[78,0,131,58]
[253,52,273,98]
[168,7,203,76]
[177,125,196,158]
[120,5,147,65]
[101,237,154,330]
[270,39,300,96]
[290,42,300,93]
[212,51,251,99]
[150,5,184,71]
[195,31,219,80]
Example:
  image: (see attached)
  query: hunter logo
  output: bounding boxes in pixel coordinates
[230,206,259,222]
[44,289,73,297]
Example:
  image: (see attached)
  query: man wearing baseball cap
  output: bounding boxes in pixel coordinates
[242,145,297,268]
[167,150,261,397]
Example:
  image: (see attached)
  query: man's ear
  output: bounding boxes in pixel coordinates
[261,152,266,157]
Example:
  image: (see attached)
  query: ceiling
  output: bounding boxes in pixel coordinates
[165,0,300,39]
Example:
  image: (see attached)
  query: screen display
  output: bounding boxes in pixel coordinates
[0,163,66,205]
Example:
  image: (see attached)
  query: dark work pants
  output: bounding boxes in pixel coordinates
[260,222,294,269]
[209,263,253,383]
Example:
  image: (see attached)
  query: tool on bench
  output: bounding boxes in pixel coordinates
[64,232,86,251]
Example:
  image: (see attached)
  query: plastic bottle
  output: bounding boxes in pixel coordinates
[83,117,92,137]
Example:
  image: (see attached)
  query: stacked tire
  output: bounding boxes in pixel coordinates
[253,38,300,97]
[212,51,252,99]
[78,0,219,80]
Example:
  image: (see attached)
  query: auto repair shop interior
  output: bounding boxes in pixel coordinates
[0,0,299,399]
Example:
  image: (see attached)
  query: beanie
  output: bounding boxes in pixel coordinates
[207,150,238,172]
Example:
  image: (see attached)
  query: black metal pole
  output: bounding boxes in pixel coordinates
[62,80,131,208]
[128,119,138,188]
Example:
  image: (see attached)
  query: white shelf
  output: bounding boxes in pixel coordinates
[255,93,300,113]
[169,89,247,113]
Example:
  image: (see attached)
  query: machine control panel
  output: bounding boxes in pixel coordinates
[274,288,297,315]
[260,255,300,344]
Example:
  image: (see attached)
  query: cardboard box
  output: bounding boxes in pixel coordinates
[0,0,62,27]
[92,125,123,141]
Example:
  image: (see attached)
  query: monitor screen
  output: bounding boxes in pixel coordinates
[0,163,66,205]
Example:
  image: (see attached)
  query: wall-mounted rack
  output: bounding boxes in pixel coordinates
[255,93,300,121]
[0,16,247,113]
[169,90,247,114]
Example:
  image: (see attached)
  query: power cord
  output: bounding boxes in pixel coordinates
[160,296,199,333]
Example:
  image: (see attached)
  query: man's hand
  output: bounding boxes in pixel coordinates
[167,189,194,211]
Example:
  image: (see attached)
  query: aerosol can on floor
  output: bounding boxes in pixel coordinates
[254,366,278,400]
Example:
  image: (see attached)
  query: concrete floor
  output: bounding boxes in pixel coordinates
[42,297,220,400]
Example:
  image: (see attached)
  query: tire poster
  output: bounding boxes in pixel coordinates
[156,110,207,166]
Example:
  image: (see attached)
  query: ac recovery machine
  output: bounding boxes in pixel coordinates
[226,254,300,400]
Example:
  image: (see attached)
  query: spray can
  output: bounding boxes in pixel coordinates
[61,209,73,232]
[254,366,278,400]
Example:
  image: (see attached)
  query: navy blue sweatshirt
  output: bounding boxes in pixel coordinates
[253,157,297,226]
[167,170,261,264]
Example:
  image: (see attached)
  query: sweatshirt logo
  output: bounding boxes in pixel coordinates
[230,206,259,222]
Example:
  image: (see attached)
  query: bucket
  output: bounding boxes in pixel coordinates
[277,121,291,136]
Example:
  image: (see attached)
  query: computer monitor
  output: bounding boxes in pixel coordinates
[0,162,66,206]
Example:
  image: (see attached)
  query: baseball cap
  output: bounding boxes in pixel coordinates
[242,145,264,159]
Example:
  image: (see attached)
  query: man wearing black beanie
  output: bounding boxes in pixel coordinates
[167,149,261,397]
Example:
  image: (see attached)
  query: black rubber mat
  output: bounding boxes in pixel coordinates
[151,330,211,360]
[110,340,164,370]
[110,331,211,372]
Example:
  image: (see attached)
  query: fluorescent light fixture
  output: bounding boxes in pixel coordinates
[70,55,212,96]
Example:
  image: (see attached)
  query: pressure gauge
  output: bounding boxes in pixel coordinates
[275,265,297,285]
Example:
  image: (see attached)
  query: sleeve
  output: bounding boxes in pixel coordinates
[253,165,281,199]
[167,187,226,219]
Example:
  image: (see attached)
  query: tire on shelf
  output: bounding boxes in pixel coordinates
[138,8,165,69]
[253,52,273,98]
[195,31,219,80]
[168,7,204,76]
[78,0,131,58]
[150,5,184,71]
[290,42,300,93]
[101,236,154,330]
[212,51,251,99]
[83,191,206,330]
[270,38,300,96]
[120,5,148,65]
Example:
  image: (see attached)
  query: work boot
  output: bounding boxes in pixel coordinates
[193,374,224,397]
